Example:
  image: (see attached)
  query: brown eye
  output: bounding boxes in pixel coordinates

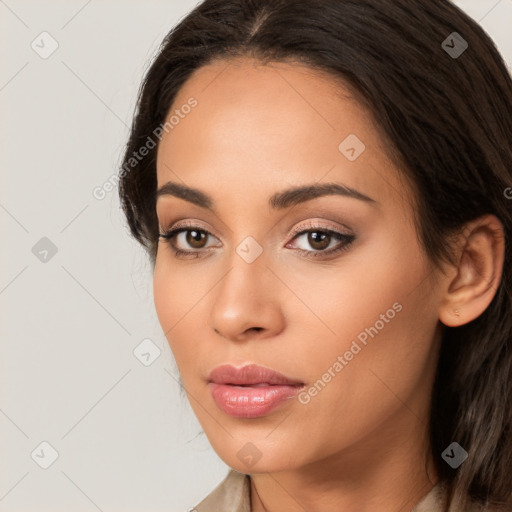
[158,225,220,257]
[288,226,356,259]
[186,229,208,248]
[307,231,331,250]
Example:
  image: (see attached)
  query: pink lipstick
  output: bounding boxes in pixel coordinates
[207,364,304,418]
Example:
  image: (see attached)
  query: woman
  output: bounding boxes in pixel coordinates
[118,1,512,510]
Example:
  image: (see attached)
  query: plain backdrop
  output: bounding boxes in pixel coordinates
[1,1,511,511]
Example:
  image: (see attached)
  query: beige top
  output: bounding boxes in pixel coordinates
[193,469,488,512]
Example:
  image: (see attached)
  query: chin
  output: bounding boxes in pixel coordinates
[210,436,303,474]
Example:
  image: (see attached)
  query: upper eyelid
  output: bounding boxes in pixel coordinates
[160,220,350,234]
[289,220,353,237]
[159,220,217,238]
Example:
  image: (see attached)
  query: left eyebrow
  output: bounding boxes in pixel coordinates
[155,181,377,210]
[269,182,376,209]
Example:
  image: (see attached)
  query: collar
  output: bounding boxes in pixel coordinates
[193,469,486,512]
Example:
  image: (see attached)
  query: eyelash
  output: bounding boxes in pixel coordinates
[158,221,356,260]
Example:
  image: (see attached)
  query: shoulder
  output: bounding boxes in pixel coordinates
[189,473,507,512]
[413,481,509,512]
[192,469,251,512]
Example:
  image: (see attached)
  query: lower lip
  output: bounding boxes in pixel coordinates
[209,382,302,418]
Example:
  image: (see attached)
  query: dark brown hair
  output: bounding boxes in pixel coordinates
[118,1,512,509]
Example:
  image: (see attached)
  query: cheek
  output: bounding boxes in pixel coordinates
[291,221,423,341]
[289,225,428,349]
[152,256,202,373]
[289,229,438,430]
[153,257,174,335]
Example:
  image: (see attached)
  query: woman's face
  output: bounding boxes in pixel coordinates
[153,57,444,475]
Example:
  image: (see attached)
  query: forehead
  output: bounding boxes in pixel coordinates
[155,57,409,211]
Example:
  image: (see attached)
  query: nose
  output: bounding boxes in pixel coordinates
[210,251,286,343]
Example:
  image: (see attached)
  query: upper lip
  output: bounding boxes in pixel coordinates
[208,364,304,386]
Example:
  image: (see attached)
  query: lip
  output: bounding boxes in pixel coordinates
[207,364,304,419]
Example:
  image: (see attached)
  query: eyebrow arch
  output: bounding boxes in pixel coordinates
[155,181,376,211]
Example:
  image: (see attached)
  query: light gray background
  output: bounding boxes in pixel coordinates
[1,1,511,511]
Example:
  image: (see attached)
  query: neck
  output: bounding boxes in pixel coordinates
[250,408,439,512]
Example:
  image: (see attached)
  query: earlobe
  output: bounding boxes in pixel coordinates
[438,214,505,328]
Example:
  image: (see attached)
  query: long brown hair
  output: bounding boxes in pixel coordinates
[118,1,512,509]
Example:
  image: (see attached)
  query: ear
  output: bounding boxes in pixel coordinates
[438,214,505,327]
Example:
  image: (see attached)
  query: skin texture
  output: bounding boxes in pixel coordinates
[153,57,505,512]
